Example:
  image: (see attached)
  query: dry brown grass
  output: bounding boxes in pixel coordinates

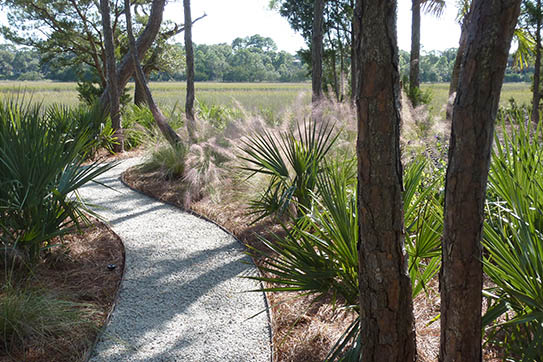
[0,221,124,362]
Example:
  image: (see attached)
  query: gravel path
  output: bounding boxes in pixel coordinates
[79,158,271,362]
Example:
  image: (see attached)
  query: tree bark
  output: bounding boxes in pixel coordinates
[184,0,196,142]
[532,0,542,123]
[440,1,521,361]
[409,0,421,97]
[351,0,361,101]
[123,0,181,148]
[100,0,123,152]
[312,0,325,103]
[100,0,167,107]
[134,69,151,106]
[449,16,470,98]
[355,1,417,361]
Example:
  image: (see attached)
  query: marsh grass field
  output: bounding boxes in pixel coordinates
[0,81,531,118]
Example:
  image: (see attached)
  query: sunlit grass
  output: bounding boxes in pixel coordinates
[0,81,530,120]
[421,82,532,119]
[0,81,311,114]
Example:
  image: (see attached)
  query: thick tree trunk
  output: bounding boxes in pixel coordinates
[184,0,196,142]
[409,0,421,96]
[355,1,417,361]
[312,0,325,103]
[123,0,181,148]
[100,0,123,152]
[100,0,166,106]
[532,0,542,123]
[440,1,521,361]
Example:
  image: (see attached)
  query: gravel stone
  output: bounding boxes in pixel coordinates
[79,158,271,361]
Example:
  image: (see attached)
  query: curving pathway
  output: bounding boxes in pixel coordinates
[79,158,271,362]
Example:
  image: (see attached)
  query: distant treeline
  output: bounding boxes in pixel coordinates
[399,48,532,83]
[0,42,531,83]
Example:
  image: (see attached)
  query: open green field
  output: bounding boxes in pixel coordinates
[0,81,531,118]
[0,81,312,115]
[422,82,532,118]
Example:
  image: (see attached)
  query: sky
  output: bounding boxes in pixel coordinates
[0,0,462,54]
[164,0,462,53]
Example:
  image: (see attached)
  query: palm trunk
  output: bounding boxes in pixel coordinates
[532,0,542,123]
[409,0,421,97]
[440,1,521,361]
[355,1,417,360]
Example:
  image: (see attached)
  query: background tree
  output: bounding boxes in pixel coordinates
[184,0,196,141]
[409,0,445,104]
[271,0,354,98]
[123,0,180,148]
[440,0,521,360]
[521,0,543,122]
[355,0,417,360]
[100,0,123,152]
[312,0,325,102]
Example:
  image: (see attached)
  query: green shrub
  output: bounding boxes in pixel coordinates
[240,119,340,222]
[196,99,242,130]
[0,100,116,264]
[247,157,443,360]
[139,143,187,180]
[483,115,543,360]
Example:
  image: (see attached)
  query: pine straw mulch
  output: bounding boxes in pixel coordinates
[123,164,485,362]
[0,220,124,362]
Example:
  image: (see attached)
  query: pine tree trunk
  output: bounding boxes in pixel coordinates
[100,0,123,152]
[312,0,325,103]
[409,0,421,96]
[184,0,196,142]
[532,0,542,123]
[440,1,521,361]
[355,1,417,360]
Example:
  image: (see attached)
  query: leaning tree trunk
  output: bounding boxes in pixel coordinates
[100,0,166,107]
[440,1,521,361]
[123,0,181,148]
[409,0,421,99]
[355,1,417,361]
[532,0,542,123]
[184,0,196,142]
[312,0,325,103]
[134,69,151,106]
[100,0,123,152]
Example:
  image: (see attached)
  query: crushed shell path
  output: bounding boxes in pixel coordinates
[79,158,271,362]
